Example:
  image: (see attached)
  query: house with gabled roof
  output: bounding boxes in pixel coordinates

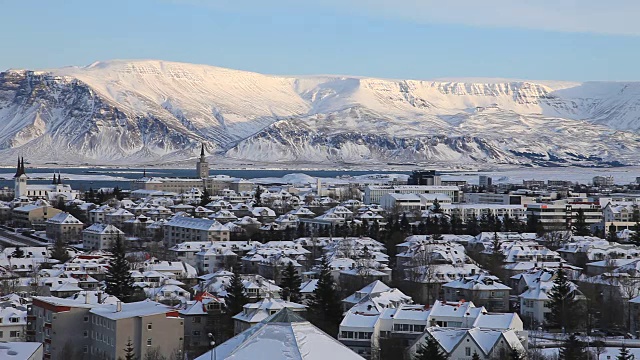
[407,327,526,360]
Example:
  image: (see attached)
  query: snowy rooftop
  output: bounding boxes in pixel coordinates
[198,309,364,360]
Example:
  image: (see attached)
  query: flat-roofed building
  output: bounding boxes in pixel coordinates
[364,185,461,205]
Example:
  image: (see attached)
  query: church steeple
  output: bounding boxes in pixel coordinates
[57,172,62,185]
[196,143,209,179]
[52,172,57,184]
[14,157,25,178]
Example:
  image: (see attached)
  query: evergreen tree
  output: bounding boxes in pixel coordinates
[630,206,640,245]
[617,344,634,360]
[471,352,481,360]
[466,216,479,236]
[450,214,463,235]
[414,335,448,360]
[546,266,580,330]
[527,215,542,234]
[105,236,134,302]
[254,186,264,207]
[309,256,342,335]
[225,266,248,316]
[503,214,514,232]
[400,213,410,231]
[199,187,211,207]
[488,232,506,281]
[573,208,591,236]
[50,238,70,263]
[280,262,302,303]
[220,266,248,340]
[432,199,442,213]
[12,246,24,258]
[122,338,136,360]
[559,334,588,360]
[439,216,451,234]
[607,223,620,242]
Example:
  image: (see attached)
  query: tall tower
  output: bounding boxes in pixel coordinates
[196,144,209,179]
[14,157,27,199]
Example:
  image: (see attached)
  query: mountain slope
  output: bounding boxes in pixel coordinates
[0,59,639,166]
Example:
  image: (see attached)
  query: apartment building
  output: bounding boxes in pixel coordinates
[45,212,84,243]
[163,216,230,247]
[363,185,461,205]
[379,193,452,212]
[28,297,184,360]
[464,193,535,205]
[442,274,511,312]
[525,199,603,231]
[0,306,27,342]
[82,223,125,251]
[440,204,526,222]
[88,301,184,360]
[12,203,62,228]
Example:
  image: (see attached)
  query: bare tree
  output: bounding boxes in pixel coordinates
[144,347,167,360]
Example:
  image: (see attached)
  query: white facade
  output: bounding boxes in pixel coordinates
[364,185,461,205]
[82,224,125,250]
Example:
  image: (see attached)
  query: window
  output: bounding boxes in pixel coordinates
[83,331,88,338]
[84,316,89,322]
[9,317,19,323]
[10,331,20,338]
[147,338,152,346]
[147,323,152,330]
[0,331,3,338]
[465,347,471,356]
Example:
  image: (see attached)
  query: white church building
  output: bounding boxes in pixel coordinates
[13,158,80,201]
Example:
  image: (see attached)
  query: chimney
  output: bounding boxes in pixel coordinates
[116,301,122,312]
[97,292,102,304]
[85,291,89,304]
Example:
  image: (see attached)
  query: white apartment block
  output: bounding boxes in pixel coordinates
[364,185,461,205]
[82,223,125,251]
[440,204,525,222]
[525,199,603,231]
[379,193,452,212]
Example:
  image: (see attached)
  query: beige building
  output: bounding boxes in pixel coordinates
[45,212,84,243]
[28,297,184,360]
[13,202,62,228]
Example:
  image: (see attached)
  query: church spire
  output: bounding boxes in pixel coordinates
[57,172,62,185]
[52,172,57,184]
[20,157,25,175]
[14,157,25,178]
[200,143,205,158]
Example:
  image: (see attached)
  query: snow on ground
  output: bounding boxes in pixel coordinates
[541,346,640,359]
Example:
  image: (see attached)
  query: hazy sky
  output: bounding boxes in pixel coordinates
[2,0,640,81]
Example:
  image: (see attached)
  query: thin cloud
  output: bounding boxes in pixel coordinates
[170,0,640,36]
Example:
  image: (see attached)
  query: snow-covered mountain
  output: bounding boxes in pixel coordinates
[1,59,640,167]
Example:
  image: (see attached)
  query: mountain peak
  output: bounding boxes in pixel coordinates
[0,60,639,166]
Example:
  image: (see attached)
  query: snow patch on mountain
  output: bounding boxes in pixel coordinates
[0,59,640,166]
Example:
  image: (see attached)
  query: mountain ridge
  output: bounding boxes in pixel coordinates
[0,59,639,167]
